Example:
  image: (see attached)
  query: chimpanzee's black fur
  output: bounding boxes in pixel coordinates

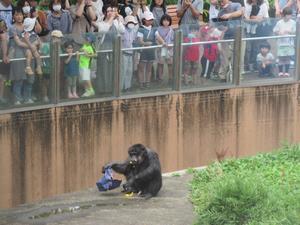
[104,144,162,198]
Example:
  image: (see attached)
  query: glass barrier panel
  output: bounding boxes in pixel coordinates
[120,25,173,96]
[241,17,296,83]
[0,32,53,109]
[58,32,114,102]
[179,23,234,89]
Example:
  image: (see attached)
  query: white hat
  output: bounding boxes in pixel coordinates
[124,15,138,25]
[51,30,63,38]
[142,11,154,20]
[23,17,36,32]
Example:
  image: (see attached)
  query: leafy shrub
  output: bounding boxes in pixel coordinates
[190,144,300,225]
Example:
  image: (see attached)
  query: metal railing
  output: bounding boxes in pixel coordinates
[1,19,300,114]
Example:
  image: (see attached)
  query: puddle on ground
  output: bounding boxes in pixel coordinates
[29,202,127,219]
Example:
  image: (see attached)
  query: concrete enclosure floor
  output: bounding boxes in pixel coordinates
[0,173,196,225]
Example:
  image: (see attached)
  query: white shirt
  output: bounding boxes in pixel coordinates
[96,18,125,34]
[209,4,219,21]
[0,1,12,28]
[244,2,269,19]
[92,0,103,19]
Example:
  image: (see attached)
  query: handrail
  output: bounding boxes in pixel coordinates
[0,34,295,62]
[0,21,300,113]
[242,34,296,41]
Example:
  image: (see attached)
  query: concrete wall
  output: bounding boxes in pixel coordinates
[1,84,300,208]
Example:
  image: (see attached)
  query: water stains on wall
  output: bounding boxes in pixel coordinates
[0,84,299,208]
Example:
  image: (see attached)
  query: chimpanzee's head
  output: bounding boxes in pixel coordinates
[128,144,147,166]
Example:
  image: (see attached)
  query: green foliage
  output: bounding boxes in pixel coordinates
[190,144,300,225]
[171,172,181,177]
[186,167,196,174]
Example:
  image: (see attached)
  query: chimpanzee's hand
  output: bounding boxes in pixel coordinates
[122,182,134,193]
[102,163,114,173]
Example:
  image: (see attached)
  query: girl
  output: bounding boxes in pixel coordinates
[273,7,296,77]
[137,11,156,88]
[149,0,167,27]
[182,24,200,85]
[64,41,79,98]
[155,14,174,83]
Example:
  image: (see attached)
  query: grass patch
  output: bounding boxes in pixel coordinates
[190,143,300,225]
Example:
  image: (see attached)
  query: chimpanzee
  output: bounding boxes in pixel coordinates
[103,144,162,198]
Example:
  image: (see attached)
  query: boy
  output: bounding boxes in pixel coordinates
[79,33,96,97]
[256,42,275,77]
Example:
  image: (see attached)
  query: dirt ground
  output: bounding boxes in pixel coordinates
[0,173,196,225]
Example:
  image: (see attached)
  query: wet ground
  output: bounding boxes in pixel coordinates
[0,173,196,225]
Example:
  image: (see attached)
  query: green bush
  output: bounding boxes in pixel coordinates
[190,144,300,225]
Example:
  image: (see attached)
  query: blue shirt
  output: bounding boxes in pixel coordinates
[64,56,79,77]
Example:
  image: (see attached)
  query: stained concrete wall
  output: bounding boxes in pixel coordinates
[0,84,300,208]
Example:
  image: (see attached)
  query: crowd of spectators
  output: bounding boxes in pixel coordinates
[0,0,298,106]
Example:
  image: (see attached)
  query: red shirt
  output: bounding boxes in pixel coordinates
[183,37,201,62]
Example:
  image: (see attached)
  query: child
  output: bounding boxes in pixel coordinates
[137,11,156,88]
[79,33,96,97]
[39,35,51,103]
[0,19,10,105]
[64,40,79,98]
[182,24,200,85]
[121,15,138,91]
[22,17,43,76]
[273,7,296,77]
[149,0,168,27]
[155,14,174,83]
[256,42,275,77]
[200,25,219,80]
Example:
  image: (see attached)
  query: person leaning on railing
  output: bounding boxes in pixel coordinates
[216,0,243,82]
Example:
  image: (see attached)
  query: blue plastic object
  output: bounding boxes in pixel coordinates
[96,167,121,192]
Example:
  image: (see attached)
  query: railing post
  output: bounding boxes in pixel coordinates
[112,35,121,97]
[50,36,61,104]
[173,29,183,91]
[233,25,242,85]
[295,20,300,81]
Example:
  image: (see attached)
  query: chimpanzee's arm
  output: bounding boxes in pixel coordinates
[103,160,131,175]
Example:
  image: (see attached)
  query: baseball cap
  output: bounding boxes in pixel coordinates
[51,30,63,38]
[142,11,154,20]
[124,15,138,25]
[84,32,96,43]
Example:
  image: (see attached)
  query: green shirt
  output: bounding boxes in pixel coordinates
[40,42,50,74]
[79,43,95,69]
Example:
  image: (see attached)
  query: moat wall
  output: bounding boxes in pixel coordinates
[1,84,299,208]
